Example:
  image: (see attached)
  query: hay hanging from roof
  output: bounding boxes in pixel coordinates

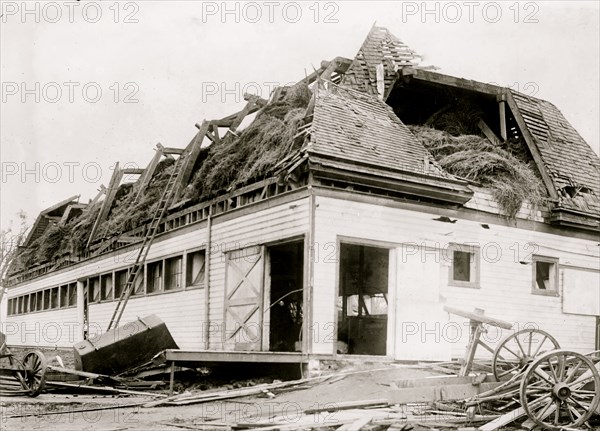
[185,83,311,200]
[409,125,547,217]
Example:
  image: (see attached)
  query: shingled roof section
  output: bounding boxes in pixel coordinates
[510,90,600,216]
[308,84,446,179]
[341,25,421,97]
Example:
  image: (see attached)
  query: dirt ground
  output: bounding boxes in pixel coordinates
[1,363,441,431]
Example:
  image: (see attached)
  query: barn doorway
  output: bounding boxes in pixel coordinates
[337,243,389,355]
[266,241,304,352]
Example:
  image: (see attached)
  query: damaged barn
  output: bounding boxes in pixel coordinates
[2,26,599,396]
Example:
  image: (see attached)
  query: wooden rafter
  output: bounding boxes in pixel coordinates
[86,163,124,247]
[136,145,164,201]
[477,119,502,146]
[504,91,559,200]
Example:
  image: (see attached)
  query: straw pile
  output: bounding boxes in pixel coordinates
[409,125,546,217]
[185,83,311,200]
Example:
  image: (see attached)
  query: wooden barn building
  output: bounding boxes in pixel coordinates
[2,27,599,366]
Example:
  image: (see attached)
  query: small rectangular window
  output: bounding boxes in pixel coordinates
[68,283,77,306]
[448,244,480,288]
[29,294,36,313]
[88,277,101,303]
[60,285,69,308]
[23,294,29,313]
[532,256,559,296]
[165,256,183,291]
[147,261,163,294]
[115,269,127,298]
[186,250,206,287]
[8,298,14,316]
[101,273,113,301]
[36,291,44,311]
[50,287,59,309]
[43,290,50,310]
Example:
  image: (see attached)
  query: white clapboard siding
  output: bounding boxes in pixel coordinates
[3,307,79,347]
[87,289,204,350]
[312,195,598,358]
[207,198,310,349]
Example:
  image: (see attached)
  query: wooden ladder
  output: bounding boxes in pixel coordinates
[106,153,185,331]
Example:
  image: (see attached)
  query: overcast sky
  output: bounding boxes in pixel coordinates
[1,1,599,231]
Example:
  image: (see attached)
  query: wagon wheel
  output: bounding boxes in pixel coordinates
[519,349,600,430]
[19,351,47,397]
[492,329,560,380]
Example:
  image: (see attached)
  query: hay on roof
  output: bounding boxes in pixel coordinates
[409,125,546,217]
[185,83,312,200]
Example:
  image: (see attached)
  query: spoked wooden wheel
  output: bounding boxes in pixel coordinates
[492,329,560,380]
[19,351,47,397]
[519,349,600,430]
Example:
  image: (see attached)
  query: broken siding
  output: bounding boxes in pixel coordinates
[207,197,310,349]
[464,187,548,221]
[312,194,598,358]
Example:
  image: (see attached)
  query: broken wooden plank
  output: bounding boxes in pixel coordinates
[136,146,164,201]
[477,407,526,431]
[45,381,167,397]
[174,120,209,199]
[443,306,513,330]
[86,164,124,247]
[304,399,389,414]
[386,382,502,404]
[477,120,502,146]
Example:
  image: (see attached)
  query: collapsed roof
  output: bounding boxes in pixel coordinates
[8,25,600,281]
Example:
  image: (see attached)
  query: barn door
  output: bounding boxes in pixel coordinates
[395,245,451,361]
[224,246,264,351]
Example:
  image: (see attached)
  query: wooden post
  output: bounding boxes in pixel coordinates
[498,95,507,141]
[169,361,175,395]
[76,280,86,342]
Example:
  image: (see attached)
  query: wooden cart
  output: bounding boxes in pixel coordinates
[0,332,47,397]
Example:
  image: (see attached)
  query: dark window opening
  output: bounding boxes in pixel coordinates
[186,251,206,287]
[533,257,558,295]
[165,256,183,291]
[115,269,128,298]
[453,251,472,282]
[337,243,389,356]
[101,273,113,301]
[268,241,304,352]
[42,289,50,310]
[88,277,101,303]
[60,285,68,308]
[50,287,59,309]
[68,283,77,306]
[147,261,162,294]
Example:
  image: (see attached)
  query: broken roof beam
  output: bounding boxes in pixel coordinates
[400,67,503,96]
[89,185,106,206]
[86,163,124,248]
[320,57,353,81]
[504,91,559,200]
[477,120,502,146]
[174,121,210,200]
[136,145,165,201]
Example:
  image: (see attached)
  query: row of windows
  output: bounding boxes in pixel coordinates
[8,250,206,316]
[448,245,558,295]
[7,282,77,316]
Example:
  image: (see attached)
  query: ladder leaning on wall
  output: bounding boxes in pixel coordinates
[106,153,186,331]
